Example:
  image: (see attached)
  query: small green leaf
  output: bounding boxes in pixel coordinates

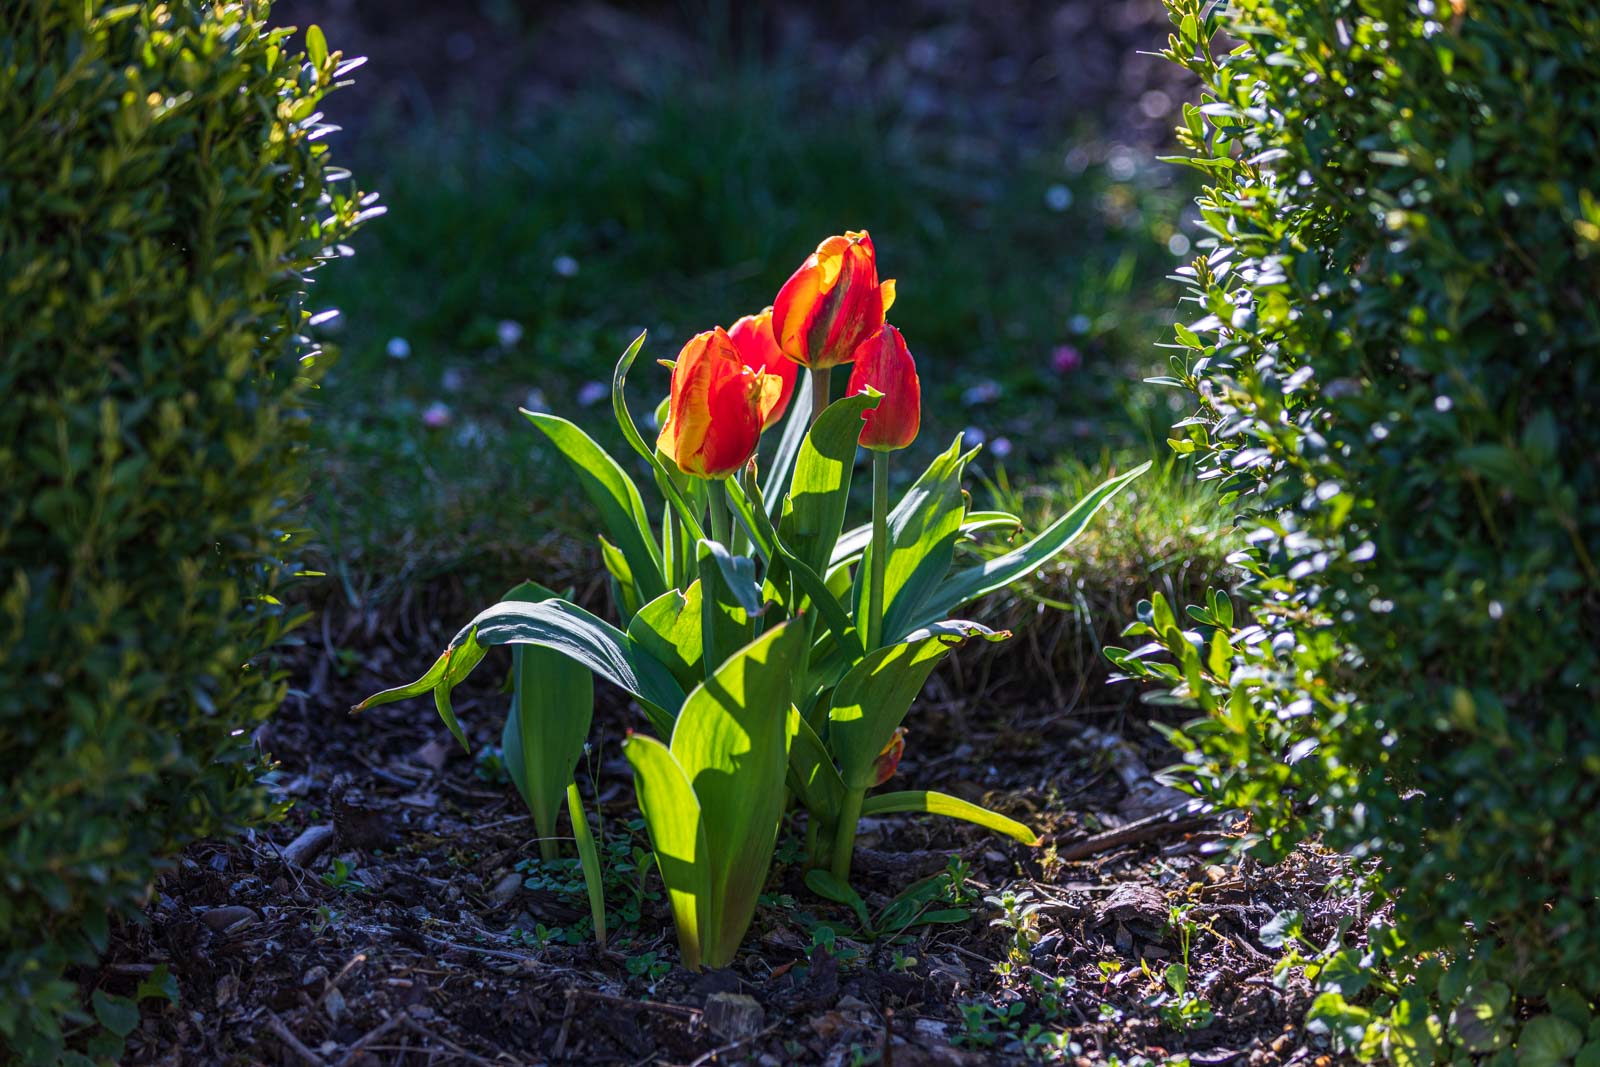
[861,789,1039,845]
[92,990,139,1038]
[805,869,873,931]
[305,24,328,67]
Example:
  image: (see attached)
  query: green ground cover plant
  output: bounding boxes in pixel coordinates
[358,232,1148,969]
[0,1,366,1059]
[1112,0,1600,1060]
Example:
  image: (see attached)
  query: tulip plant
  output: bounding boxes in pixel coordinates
[357,231,1147,969]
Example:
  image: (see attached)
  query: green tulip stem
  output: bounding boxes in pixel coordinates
[708,484,730,545]
[830,786,866,882]
[811,366,832,427]
[868,449,889,650]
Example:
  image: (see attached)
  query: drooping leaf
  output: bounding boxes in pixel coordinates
[669,620,806,968]
[451,599,683,734]
[861,789,1040,845]
[432,638,488,751]
[832,509,1021,569]
[623,733,710,970]
[500,581,594,862]
[912,461,1150,626]
[522,410,664,602]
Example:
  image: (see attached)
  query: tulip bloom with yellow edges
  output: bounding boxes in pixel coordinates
[727,307,798,430]
[657,327,772,479]
[772,231,896,370]
[847,325,920,451]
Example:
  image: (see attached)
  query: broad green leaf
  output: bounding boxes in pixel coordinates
[91,990,139,1039]
[698,540,765,618]
[523,410,664,602]
[861,789,1040,845]
[1519,1016,1584,1067]
[598,535,641,618]
[788,711,845,821]
[779,391,880,582]
[628,584,704,692]
[452,599,683,734]
[670,621,806,968]
[567,782,607,948]
[855,435,979,642]
[912,461,1150,627]
[500,581,594,862]
[623,733,710,970]
[829,632,970,789]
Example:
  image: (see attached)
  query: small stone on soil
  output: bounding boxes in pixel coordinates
[703,992,764,1040]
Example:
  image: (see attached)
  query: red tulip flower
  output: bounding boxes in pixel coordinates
[772,230,897,370]
[657,328,771,479]
[728,307,798,430]
[846,325,921,451]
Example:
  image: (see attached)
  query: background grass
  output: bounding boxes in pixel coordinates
[297,36,1227,698]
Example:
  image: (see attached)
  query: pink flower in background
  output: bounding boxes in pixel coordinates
[422,401,452,428]
[1052,345,1082,374]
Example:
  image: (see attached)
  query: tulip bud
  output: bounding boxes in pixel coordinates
[846,325,920,451]
[656,327,770,479]
[872,728,907,786]
[728,307,798,430]
[772,230,897,369]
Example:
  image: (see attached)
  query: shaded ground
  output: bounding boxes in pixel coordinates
[103,589,1360,1066]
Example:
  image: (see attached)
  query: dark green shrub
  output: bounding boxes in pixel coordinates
[0,3,367,1059]
[1111,0,1600,1058]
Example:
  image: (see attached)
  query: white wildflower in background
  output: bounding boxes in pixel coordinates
[552,255,579,278]
[386,337,411,359]
[497,319,524,348]
[577,380,608,407]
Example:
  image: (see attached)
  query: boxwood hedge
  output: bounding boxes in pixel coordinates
[1112,0,1600,1059]
[0,2,367,1059]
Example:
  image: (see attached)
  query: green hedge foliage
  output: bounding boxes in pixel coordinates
[0,2,367,1059]
[1112,0,1600,1057]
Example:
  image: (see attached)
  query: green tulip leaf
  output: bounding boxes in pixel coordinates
[623,733,710,970]
[788,710,846,821]
[804,868,873,930]
[521,409,665,604]
[669,620,806,968]
[855,435,980,643]
[628,584,705,692]
[613,331,707,542]
[452,598,683,735]
[598,535,642,619]
[829,631,975,790]
[833,509,1022,569]
[913,461,1151,627]
[762,372,813,521]
[779,390,880,583]
[499,582,595,863]
[696,539,759,675]
[862,789,1041,846]
[567,782,608,949]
